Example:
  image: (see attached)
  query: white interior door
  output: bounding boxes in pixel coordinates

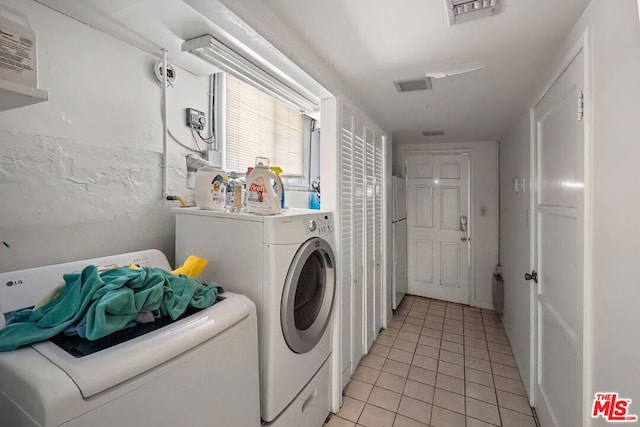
[533,49,584,427]
[406,154,469,304]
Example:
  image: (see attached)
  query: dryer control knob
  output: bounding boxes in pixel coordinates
[309,219,317,232]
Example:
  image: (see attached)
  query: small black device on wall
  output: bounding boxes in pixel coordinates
[186,108,206,130]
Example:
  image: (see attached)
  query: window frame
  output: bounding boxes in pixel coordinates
[215,72,313,186]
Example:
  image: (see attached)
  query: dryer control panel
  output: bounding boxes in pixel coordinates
[264,211,334,245]
[305,216,333,236]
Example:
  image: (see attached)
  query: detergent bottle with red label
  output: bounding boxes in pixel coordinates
[245,157,282,215]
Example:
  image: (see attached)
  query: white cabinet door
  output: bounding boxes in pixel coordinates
[365,126,375,351]
[339,100,386,389]
[374,133,384,338]
[339,105,354,388]
[352,114,366,370]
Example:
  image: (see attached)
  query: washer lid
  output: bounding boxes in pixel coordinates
[31,293,251,398]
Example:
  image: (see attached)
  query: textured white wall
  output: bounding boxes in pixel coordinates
[393,141,498,309]
[498,112,533,396]
[0,0,209,272]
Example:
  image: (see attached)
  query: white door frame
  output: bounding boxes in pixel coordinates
[402,149,475,306]
[529,28,592,426]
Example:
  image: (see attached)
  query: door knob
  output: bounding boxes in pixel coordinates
[461,236,468,242]
[525,270,538,283]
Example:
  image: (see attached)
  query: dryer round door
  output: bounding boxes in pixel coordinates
[281,237,335,354]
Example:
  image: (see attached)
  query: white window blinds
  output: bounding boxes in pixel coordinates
[225,74,305,176]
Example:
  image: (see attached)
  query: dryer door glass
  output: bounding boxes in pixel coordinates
[294,252,325,330]
[281,237,336,354]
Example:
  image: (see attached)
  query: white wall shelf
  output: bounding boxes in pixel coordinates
[0,79,48,112]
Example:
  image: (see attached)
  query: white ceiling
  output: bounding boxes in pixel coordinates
[259,0,590,144]
[34,0,332,103]
[34,0,590,145]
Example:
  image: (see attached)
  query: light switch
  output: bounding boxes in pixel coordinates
[480,206,487,216]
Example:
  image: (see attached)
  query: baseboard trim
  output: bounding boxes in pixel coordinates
[473,301,495,310]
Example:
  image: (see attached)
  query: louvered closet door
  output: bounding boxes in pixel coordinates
[364,127,376,351]
[352,116,366,368]
[340,106,354,387]
[374,134,384,335]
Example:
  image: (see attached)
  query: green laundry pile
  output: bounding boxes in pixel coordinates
[0,266,222,352]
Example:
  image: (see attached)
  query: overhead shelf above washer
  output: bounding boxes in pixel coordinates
[0,9,48,112]
[0,78,48,112]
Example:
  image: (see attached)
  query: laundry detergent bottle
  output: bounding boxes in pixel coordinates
[194,165,227,210]
[269,166,285,209]
[245,157,283,215]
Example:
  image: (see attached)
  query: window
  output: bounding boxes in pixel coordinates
[224,74,306,176]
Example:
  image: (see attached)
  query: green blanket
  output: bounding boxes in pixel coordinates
[0,266,221,352]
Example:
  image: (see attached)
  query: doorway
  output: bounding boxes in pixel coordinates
[531,43,586,427]
[406,154,470,304]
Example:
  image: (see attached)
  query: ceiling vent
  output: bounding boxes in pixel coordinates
[445,0,500,25]
[394,78,433,93]
[422,131,445,136]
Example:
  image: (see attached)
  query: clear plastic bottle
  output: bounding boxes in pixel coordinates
[239,175,246,211]
[225,173,234,208]
[226,171,244,212]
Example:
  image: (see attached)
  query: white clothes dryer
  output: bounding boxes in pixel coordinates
[175,208,336,427]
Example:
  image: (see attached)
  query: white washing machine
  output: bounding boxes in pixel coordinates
[0,250,261,427]
[175,208,336,427]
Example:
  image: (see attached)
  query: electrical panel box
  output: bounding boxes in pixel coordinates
[186,108,206,130]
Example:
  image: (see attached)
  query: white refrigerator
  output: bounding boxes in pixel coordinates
[392,176,408,309]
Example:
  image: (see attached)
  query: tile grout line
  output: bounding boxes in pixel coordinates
[482,308,504,427]
[392,295,414,426]
[358,295,402,426]
[407,297,437,426]
[462,306,469,427]
[413,297,430,426]
[392,296,417,427]
[429,300,444,426]
[388,298,401,427]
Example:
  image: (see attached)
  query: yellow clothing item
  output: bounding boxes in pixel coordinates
[172,255,208,278]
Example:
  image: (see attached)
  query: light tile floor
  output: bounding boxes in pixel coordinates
[325,295,538,427]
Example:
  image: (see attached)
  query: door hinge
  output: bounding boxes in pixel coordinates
[577,90,584,121]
